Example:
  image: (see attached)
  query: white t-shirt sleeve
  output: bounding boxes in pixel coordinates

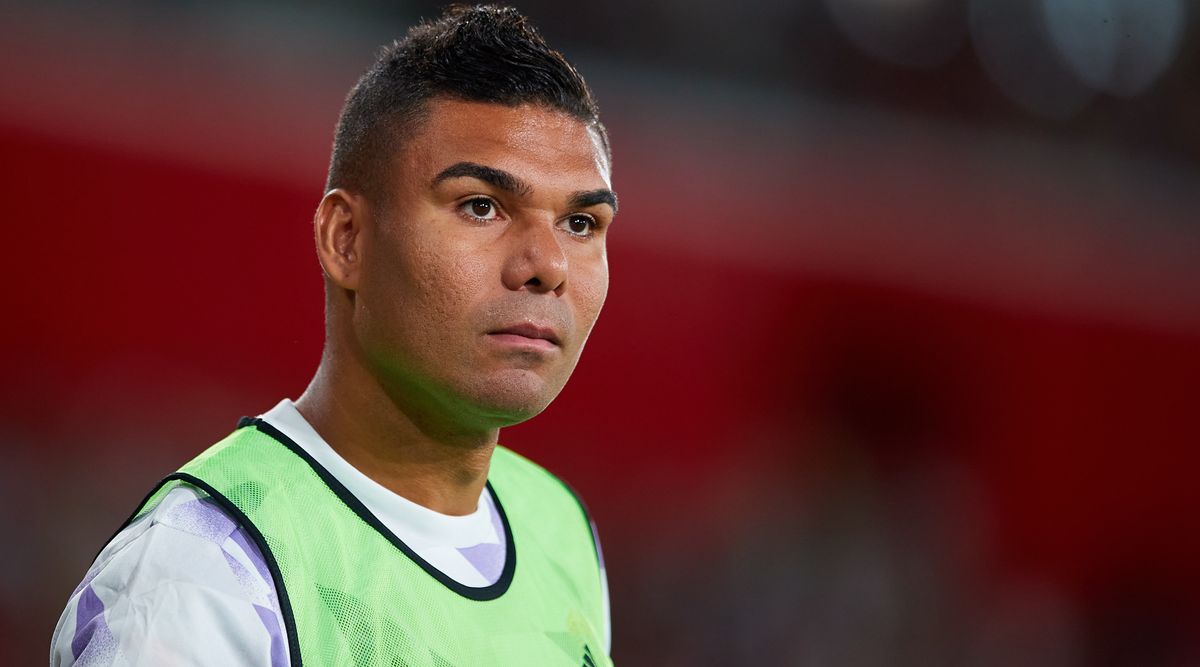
[50,485,288,667]
[590,519,611,654]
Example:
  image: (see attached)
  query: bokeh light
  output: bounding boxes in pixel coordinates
[1043,0,1186,97]
[969,0,1097,117]
[824,0,967,69]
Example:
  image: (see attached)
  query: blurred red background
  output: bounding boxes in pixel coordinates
[4,1,1199,664]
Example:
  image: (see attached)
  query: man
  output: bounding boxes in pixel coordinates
[52,5,616,665]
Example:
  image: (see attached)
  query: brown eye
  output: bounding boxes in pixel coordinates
[462,197,498,220]
[561,215,595,237]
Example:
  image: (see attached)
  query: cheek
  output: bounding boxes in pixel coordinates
[449,250,492,310]
[572,259,610,334]
[404,230,492,330]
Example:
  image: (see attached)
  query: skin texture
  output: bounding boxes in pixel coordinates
[295,99,615,515]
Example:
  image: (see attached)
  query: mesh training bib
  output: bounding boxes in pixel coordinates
[127,419,612,667]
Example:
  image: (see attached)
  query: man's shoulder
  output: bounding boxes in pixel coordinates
[96,484,228,565]
[96,483,268,582]
[52,483,284,666]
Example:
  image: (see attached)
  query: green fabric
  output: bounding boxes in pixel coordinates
[139,423,611,666]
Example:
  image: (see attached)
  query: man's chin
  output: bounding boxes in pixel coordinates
[465,369,564,427]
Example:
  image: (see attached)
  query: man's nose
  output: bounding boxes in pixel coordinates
[500,215,568,295]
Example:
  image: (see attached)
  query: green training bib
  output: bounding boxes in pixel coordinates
[131,419,611,667]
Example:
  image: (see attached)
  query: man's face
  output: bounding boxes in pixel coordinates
[353,99,615,429]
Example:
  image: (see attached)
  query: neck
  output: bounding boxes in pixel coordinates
[294,348,498,517]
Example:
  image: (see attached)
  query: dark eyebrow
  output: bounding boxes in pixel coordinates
[433,161,617,213]
[432,162,532,196]
[569,189,618,214]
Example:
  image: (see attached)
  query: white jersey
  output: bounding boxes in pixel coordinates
[51,399,611,665]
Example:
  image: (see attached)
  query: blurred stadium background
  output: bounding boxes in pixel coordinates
[4,0,1199,664]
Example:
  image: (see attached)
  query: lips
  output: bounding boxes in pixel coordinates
[488,323,562,347]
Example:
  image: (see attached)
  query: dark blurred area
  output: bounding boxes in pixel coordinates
[3,0,1199,664]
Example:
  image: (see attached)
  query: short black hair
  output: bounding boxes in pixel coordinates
[325,4,607,203]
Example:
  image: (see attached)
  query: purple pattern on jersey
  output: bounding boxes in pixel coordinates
[71,586,111,661]
[75,623,117,666]
[253,603,287,667]
[222,549,259,596]
[167,494,279,602]
[454,492,507,583]
[180,491,286,652]
[61,486,290,664]
[160,490,287,657]
[162,496,237,543]
[230,524,274,586]
[456,542,504,582]
[71,563,102,599]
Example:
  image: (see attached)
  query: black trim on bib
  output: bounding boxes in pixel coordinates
[170,472,304,667]
[550,475,605,577]
[101,471,304,667]
[240,417,518,602]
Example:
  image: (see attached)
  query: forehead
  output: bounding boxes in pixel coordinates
[399,98,611,191]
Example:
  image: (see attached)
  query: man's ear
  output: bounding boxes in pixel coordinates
[314,189,365,291]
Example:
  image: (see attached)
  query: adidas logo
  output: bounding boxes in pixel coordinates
[581,643,596,667]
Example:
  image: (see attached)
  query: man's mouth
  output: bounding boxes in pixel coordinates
[487,323,562,349]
